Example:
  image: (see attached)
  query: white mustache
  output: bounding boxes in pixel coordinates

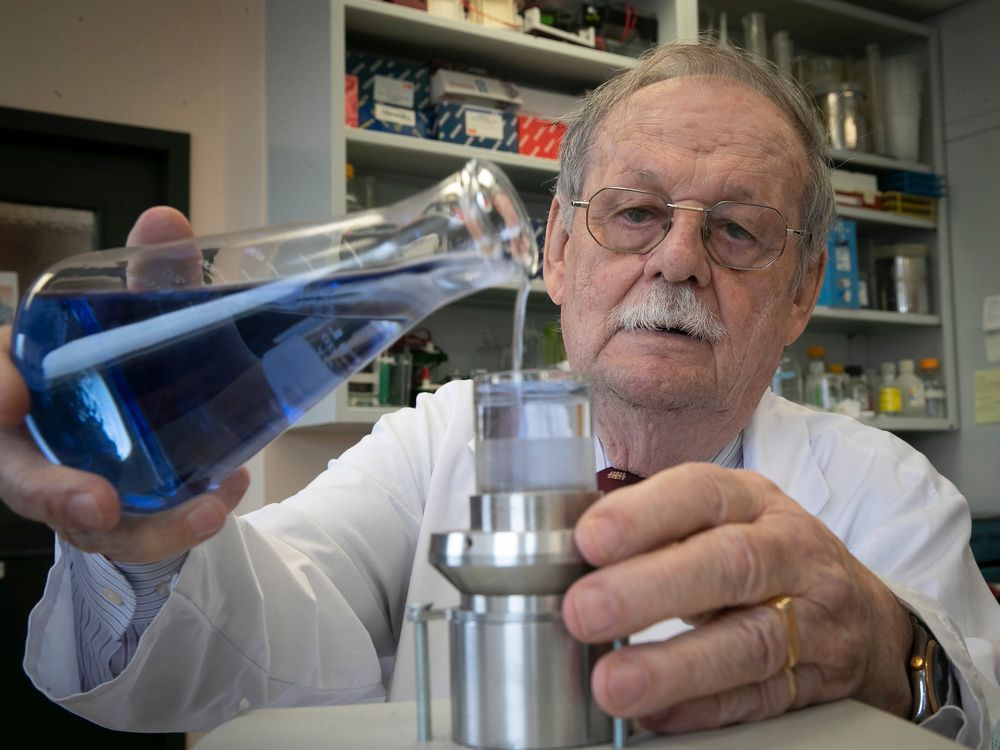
[606,284,727,343]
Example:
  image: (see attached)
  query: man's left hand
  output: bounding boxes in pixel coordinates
[562,463,913,733]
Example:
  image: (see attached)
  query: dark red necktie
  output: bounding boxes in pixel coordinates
[596,467,645,492]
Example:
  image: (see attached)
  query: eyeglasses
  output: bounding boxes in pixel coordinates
[570,187,807,270]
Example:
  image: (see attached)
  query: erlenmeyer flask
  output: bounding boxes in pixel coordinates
[12,159,537,513]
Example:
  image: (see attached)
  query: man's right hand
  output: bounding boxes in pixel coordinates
[0,207,249,563]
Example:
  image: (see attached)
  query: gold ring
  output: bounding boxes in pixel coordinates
[783,666,798,705]
[768,595,800,670]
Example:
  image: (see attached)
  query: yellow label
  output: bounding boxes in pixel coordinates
[879,386,902,414]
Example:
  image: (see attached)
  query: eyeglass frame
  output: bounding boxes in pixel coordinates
[570,186,809,271]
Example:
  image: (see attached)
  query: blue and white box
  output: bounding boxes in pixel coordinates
[433,102,518,153]
[818,218,860,308]
[346,51,431,138]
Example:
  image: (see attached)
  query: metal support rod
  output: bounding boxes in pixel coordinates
[408,603,434,742]
[613,638,629,749]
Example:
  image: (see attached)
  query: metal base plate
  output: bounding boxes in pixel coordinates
[196,698,961,750]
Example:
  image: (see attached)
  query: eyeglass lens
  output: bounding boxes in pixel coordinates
[584,188,788,269]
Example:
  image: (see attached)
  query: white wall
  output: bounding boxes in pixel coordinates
[918,0,1000,515]
[0,0,270,510]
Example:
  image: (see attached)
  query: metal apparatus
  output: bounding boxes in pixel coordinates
[409,369,614,749]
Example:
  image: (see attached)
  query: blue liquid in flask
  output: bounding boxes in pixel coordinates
[14,254,510,513]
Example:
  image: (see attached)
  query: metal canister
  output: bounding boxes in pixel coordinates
[814,83,871,152]
[874,243,930,314]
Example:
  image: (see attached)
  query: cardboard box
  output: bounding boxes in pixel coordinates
[346,50,431,111]
[431,68,522,109]
[817,218,860,308]
[434,102,518,152]
[518,85,579,120]
[517,115,565,160]
[358,102,432,138]
[345,74,359,128]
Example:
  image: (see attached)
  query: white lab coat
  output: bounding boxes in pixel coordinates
[23,382,1000,746]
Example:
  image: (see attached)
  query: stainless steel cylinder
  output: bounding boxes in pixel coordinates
[448,595,611,749]
[429,491,612,749]
[424,370,610,749]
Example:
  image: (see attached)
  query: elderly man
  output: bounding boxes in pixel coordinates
[1,40,997,747]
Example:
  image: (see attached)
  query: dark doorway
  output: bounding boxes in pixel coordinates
[0,106,189,748]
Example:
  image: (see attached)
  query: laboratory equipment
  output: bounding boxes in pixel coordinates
[772,349,803,403]
[920,357,947,418]
[410,369,613,749]
[878,362,903,415]
[11,160,537,513]
[897,359,927,417]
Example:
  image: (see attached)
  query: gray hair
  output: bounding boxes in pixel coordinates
[556,38,835,290]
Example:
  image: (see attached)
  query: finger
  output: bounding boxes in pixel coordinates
[126,206,194,246]
[590,605,792,717]
[564,520,802,640]
[576,465,790,566]
[124,206,202,291]
[57,466,250,564]
[638,666,802,734]
[0,326,30,426]
[0,424,120,530]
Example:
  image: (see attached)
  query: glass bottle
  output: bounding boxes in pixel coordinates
[803,346,829,410]
[897,358,926,417]
[844,364,873,412]
[345,162,361,213]
[10,159,537,513]
[827,362,846,407]
[771,349,803,403]
[805,359,833,410]
[878,362,902,416]
[921,357,947,419]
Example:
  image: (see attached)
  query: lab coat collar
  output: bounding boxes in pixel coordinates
[744,390,830,516]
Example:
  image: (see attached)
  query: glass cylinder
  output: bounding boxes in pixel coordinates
[474,369,595,494]
[772,30,793,74]
[742,12,767,59]
[12,159,537,513]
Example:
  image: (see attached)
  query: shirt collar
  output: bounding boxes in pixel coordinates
[594,431,744,472]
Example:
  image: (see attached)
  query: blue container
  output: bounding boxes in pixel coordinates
[817,218,860,308]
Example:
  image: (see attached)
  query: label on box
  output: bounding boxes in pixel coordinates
[374,74,415,108]
[374,102,416,128]
[465,109,504,140]
[834,244,852,272]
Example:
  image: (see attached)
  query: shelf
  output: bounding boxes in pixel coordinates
[809,306,940,334]
[346,128,558,193]
[828,148,933,174]
[343,0,636,90]
[859,415,956,432]
[704,0,932,56]
[292,386,399,430]
[836,205,936,229]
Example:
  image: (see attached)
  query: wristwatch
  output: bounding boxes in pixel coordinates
[908,614,952,722]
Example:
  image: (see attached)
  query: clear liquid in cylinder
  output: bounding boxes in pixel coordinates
[15,255,512,513]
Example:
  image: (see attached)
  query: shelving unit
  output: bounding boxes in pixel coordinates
[265,0,957,435]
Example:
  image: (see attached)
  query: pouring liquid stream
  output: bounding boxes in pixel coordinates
[510,279,531,373]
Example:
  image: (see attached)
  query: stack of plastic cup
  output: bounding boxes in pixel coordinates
[883,54,923,161]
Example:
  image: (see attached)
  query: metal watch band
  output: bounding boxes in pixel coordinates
[908,614,949,723]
